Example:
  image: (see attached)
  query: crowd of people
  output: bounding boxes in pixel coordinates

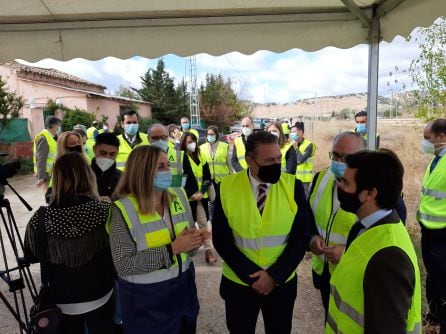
[25,110,446,334]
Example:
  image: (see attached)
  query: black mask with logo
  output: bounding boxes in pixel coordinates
[67,145,83,154]
[252,158,281,184]
[337,187,364,213]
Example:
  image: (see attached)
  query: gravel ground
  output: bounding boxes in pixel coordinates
[0,174,324,334]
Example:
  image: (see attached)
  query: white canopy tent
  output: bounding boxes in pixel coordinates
[0,0,445,148]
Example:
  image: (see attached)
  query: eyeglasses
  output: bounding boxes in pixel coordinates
[151,135,168,141]
[329,151,347,162]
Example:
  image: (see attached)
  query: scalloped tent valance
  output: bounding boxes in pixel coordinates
[0,0,444,62]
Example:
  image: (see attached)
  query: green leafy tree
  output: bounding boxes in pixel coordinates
[137,59,183,124]
[0,76,24,135]
[199,74,250,131]
[408,17,446,120]
[115,85,139,100]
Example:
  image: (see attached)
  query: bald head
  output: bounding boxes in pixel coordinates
[332,132,366,157]
[147,123,168,143]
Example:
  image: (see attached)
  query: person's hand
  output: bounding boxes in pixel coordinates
[309,235,326,255]
[35,179,45,187]
[323,244,345,264]
[171,229,204,255]
[173,129,182,141]
[198,229,211,240]
[249,270,276,295]
[99,196,112,202]
[190,192,203,201]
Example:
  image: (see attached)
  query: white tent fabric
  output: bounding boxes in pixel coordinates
[0,0,444,62]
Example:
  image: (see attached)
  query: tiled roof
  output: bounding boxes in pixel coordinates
[8,61,106,91]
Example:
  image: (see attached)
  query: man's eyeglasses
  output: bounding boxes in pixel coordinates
[329,151,347,162]
[151,135,168,141]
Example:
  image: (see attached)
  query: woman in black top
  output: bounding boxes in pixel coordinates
[25,152,115,334]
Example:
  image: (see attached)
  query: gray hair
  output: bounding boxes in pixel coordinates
[333,131,367,150]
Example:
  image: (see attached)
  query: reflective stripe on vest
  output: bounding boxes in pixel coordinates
[309,169,356,275]
[295,139,315,182]
[234,137,248,169]
[116,134,149,171]
[418,155,446,229]
[115,188,193,284]
[220,171,297,285]
[200,141,230,182]
[326,222,421,334]
[33,130,57,174]
[167,148,184,176]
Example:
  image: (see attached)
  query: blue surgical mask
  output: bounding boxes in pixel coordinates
[356,123,366,135]
[207,135,216,143]
[182,122,190,130]
[154,170,172,191]
[124,123,139,136]
[330,160,347,179]
[152,139,169,153]
[290,133,299,141]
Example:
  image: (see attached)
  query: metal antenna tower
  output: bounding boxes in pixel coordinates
[186,56,200,128]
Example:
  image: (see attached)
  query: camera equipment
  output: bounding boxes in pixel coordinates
[0,154,37,333]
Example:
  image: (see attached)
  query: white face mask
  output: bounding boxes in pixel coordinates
[242,127,253,137]
[95,157,115,172]
[421,139,436,154]
[186,142,196,153]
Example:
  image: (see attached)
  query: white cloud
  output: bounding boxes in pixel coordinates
[17,32,423,104]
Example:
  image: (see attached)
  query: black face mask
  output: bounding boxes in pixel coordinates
[337,187,364,213]
[67,145,83,153]
[252,158,281,184]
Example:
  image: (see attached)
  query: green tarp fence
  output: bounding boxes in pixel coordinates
[0,118,31,142]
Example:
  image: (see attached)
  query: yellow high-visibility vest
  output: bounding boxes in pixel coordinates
[326,222,421,334]
[200,141,230,182]
[234,137,248,169]
[116,134,149,171]
[220,171,297,285]
[295,139,315,183]
[33,130,57,174]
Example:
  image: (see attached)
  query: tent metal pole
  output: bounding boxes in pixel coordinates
[366,16,380,150]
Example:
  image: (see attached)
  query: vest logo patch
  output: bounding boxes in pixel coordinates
[168,155,175,162]
[173,200,183,213]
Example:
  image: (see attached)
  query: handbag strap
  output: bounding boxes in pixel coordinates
[36,206,51,288]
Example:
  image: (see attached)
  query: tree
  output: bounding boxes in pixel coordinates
[137,59,183,124]
[0,76,24,135]
[199,74,250,131]
[114,85,139,100]
[408,17,446,120]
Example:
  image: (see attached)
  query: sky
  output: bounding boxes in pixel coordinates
[18,33,421,104]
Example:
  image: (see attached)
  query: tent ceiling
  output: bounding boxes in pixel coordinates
[0,0,444,61]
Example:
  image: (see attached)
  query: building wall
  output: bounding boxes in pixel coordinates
[86,96,151,130]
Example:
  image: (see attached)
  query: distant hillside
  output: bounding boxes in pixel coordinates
[251,92,417,119]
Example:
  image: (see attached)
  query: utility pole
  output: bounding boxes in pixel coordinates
[186,56,200,128]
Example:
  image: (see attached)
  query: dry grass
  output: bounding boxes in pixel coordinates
[306,120,436,330]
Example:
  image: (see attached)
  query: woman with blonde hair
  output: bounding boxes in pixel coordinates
[109,145,206,334]
[25,152,116,334]
[267,122,297,175]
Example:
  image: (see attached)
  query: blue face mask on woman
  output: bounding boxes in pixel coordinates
[330,160,347,179]
[154,170,172,191]
[207,135,216,143]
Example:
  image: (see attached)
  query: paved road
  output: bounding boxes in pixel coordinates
[0,174,324,334]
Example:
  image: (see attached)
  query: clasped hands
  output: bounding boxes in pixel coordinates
[171,227,210,255]
[309,235,345,264]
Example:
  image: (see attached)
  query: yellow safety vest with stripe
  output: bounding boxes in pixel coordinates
[112,187,193,284]
[234,136,248,169]
[188,153,209,199]
[326,222,421,334]
[86,127,97,139]
[220,171,297,286]
[200,141,230,182]
[180,129,199,140]
[280,143,292,173]
[296,139,315,183]
[281,122,290,135]
[33,130,57,174]
[417,154,446,229]
[309,169,356,275]
[167,148,186,187]
[116,134,149,171]
[85,127,96,161]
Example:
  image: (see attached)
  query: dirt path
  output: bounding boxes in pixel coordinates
[0,174,324,334]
